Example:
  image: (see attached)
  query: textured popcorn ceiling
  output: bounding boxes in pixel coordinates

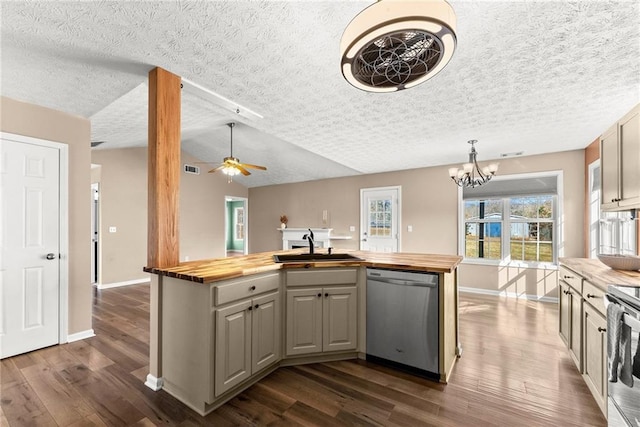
[1,1,638,187]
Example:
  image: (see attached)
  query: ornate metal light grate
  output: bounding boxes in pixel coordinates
[352,30,444,89]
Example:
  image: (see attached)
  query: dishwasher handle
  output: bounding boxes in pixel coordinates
[367,276,437,288]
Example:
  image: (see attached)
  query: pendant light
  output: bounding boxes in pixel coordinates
[449,140,498,188]
[340,0,457,92]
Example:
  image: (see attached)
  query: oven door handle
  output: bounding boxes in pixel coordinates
[605,294,640,330]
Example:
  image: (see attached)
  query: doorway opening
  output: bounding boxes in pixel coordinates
[225,196,248,257]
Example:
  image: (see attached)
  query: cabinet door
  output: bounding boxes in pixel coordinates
[619,106,640,207]
[323,286,357,353]
[215,299,252,396]
[558,281,571,346]
[286,288,322,356]
[252,291,281,374]
[600,124,620,209]
[583,303,607,415]
[569,288,582,372]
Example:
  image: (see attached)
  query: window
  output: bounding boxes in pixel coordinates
[509,196,554,262]
[589,161,637,257]
[368,198,392,237]
[460,172,560,265]
[464,199,502,259]
[234,207,244,240]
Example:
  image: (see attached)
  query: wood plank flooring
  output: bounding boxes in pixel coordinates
[1,285,606,426]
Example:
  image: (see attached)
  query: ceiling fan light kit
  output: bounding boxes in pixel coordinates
[340,0,457,92]
[208,123,267,183]
[449,140,498,188]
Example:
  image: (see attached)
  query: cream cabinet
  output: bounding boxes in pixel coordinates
[558,270,582,371]
[601,103,640,211]
[582,302,607,415]
[285,268,358,357]
[160,272,280,413]
[215,291,280,397]
[557,264,608,418]
[286,286,357,356]
[559,281,582,369]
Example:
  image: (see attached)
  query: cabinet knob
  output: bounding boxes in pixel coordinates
[324,293,329,298]
[247,306,253,311]
[586,293,597,298]
[254,304,259,309]
[249,285,256,291]
[598,327,606,333]
[317,293,322,298]
[563,275,574,279]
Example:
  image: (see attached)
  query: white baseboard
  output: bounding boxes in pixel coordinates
[459,286,558,303]
[145,374,163,391]
[67,329,96,343]
[97,278,151,290]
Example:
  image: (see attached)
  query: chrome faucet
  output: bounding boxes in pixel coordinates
[302,228,315,255]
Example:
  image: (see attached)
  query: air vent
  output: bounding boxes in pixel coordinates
[184,164,200,175]
[500,151,524,158]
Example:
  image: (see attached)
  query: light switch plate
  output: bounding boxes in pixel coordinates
[109,226,117,233]
[349,226,356,232]
[407,225,413,232]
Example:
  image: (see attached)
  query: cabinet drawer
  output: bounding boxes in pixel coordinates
[583,280,606,316]
[559,265,582,293]
[286,268,358,287]
[214,273,280,306]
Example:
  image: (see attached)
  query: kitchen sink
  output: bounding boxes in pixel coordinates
[273,253,363,263]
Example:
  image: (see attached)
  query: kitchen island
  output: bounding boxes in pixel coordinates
[144,250,462,416]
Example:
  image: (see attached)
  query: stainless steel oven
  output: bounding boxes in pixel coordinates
[606,285,640,427]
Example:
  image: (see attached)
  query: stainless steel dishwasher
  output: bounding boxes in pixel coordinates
[366,268,439,379]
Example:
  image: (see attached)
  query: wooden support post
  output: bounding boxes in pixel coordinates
[146,67,180,389]
[147,67,181,268]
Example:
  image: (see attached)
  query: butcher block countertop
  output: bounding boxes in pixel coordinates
[144,250,463,284]
[560,257,640,292]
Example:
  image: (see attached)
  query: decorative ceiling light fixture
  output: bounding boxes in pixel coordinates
[340,0,457,92]
[448,140,498,188]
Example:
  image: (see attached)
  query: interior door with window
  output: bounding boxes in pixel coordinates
[360,187,400,252]
[1,138,60,358]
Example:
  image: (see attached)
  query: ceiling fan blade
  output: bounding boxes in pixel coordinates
[208,164,225,173]
[236,165,251,176]
[240,163,267,170]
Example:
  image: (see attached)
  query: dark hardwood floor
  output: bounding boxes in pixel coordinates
[1,284,606,426]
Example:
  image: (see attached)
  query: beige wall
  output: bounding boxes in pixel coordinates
[91,148,248,284]
[249,150,585,299]
[1,96,92,335]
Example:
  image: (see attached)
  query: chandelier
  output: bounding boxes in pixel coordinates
[448,140,498,188]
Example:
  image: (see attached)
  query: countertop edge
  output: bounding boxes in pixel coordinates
[559,257,640,292]
[144,252,463,284]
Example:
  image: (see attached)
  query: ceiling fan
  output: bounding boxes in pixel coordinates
[208,122,266,182]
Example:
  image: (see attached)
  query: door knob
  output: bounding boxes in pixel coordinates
[46,253,56,260]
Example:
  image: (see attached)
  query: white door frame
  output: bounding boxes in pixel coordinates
[225,196,249,255]
[588,160,601,259]
[1,131,69,344]
[360,186,402,252]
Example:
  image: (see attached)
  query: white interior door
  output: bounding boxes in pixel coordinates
[360,187,400,252]
[1,138,60,358]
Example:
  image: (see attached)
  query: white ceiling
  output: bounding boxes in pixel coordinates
[1,1,639,188]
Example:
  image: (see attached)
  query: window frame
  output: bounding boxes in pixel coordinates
[457,171,563,268]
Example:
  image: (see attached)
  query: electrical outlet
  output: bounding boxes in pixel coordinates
[109,226,117,233]
[184,255,190,261]
[407,225,413,232]
[349,226,356,232]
